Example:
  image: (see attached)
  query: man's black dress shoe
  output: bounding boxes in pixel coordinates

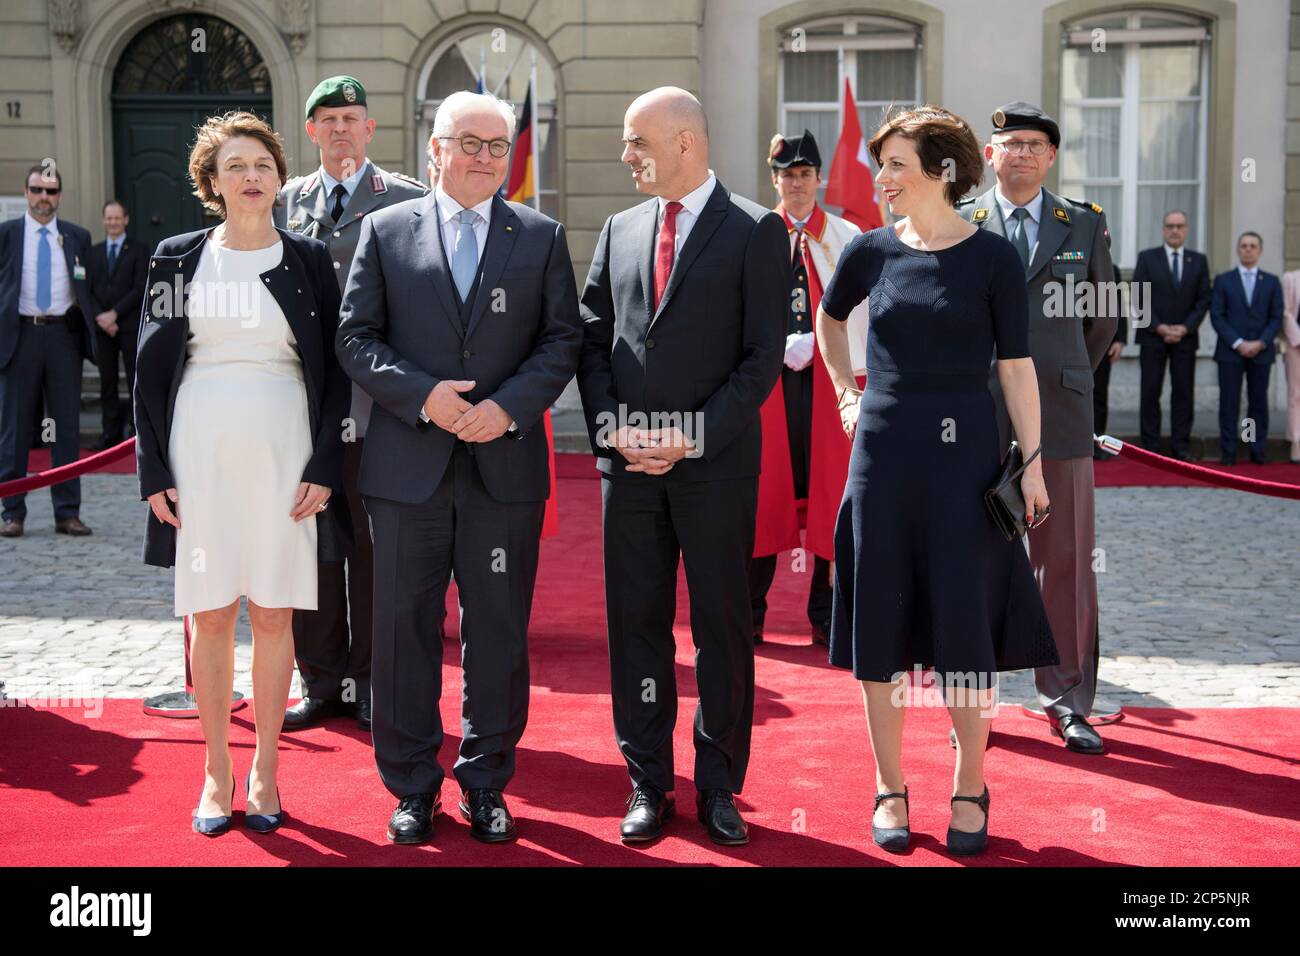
[354,698,372,731]
[387,792,440,844]
[1219,454,1236,466]
[459,788,518,843]
[696,788,749,846]
[620,784,674,843]
[811,619,830,647]
[1250,451,1269,465]
[1050,713,1105,754]
[1171,450,1191,462]
[283,696,346,728]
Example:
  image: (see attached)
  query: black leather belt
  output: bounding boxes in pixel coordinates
[19,310,77,327]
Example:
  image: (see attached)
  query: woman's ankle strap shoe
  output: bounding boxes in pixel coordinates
[244,771,286,833]
[871,784,910,853]
[946,785,990,856]
[192,774,236,837]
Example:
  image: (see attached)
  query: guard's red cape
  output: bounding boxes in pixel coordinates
[753,203,856,560]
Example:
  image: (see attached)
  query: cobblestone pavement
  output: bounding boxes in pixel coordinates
[0,471,1296,707]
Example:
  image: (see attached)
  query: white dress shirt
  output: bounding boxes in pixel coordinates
[993,184,1043,256]
[656,170,717,261]
[1163,242,1185,282]
[19,212,73,315]
[419,185,513,429]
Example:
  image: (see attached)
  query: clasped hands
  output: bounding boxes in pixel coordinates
[423,379,513,442]
[95,309,119,337]
[1234,338,1269,359]
[610,425,696,475]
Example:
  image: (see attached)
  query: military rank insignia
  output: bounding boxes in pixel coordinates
[371,173,387,194]
[972,207,989,222]
[1052,206,1070,223]
[1090,201,1104,214]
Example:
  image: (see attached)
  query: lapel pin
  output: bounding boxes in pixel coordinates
[1052,207,1070,223]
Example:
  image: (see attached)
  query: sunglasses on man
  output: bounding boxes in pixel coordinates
[27,185,61,196]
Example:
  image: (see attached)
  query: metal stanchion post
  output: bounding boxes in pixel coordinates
[143,615,247,718]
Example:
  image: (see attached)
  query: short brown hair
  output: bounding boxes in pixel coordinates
[867,104,983,206]
[187,111,287,217]
[26,164,62,191]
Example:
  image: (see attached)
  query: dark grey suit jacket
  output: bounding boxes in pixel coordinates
[577,180,788,480]
[335,191,582,505]
[959,185,1118,460]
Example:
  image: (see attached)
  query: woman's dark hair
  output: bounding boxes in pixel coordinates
[188,111,287,217]
[867,104,984,206]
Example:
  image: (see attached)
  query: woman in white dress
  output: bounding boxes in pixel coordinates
[134,112,352,835]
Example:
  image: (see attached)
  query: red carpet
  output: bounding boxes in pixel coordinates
[3,467,1298,867]
[1093,454,1300,489]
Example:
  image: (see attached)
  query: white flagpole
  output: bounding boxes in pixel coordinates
[530,49,541,211]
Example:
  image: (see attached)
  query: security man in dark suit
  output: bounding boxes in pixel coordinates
[88,199,149,450]
[1130,210,1212,460]
[0,165,99,538]
[957,103,1117,755]
[1210,230,1283,464]
[276,76,428,733]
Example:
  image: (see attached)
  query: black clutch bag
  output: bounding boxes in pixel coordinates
[984,441,1042,541]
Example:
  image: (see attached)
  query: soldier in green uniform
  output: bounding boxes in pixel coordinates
[277,75,428,733]
[956,102,1118,755]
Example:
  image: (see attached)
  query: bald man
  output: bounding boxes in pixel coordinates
[578,87,788,845]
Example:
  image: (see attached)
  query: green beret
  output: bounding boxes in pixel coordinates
[305,76,366,119]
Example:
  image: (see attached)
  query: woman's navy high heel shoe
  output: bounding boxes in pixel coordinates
[871,784,910,853]
[947,785,990,856]
[244,770,286,833]
[192,774,236,836]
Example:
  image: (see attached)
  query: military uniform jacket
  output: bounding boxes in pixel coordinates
[959,185,1117,459]
[276,162,427,436]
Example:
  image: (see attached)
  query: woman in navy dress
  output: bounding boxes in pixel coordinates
[815,106,1057,856]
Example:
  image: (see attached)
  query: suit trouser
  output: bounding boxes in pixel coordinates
[0,320,83,523]
[748,553,833,630]
[1027,456,1099,719]
[366,443,544,797]
[1285,345,1300,444]
[1139,337,1197,454]
[1216,355,1271,458]
[602,473,757,794]
[292,437,373,703]
[1092,351,1112,437]
[94,318,138,440]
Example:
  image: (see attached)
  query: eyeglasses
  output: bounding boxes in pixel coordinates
[438,135,511,158]
[27,185,60,195]
[991,140,1051,156]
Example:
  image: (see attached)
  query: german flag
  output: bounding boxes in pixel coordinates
[506,87,534,204]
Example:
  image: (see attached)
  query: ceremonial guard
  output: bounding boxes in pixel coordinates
[958,102,1117,754]
[750,130,869,645]
[275,75,428,732]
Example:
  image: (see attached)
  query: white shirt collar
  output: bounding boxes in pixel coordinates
[659,170,717,218]
[319,161,370,198]
[1239,264,1258,276]
[1164,243,1184,258]
[107,233,125,247]
[434,184,494,226]
[993,185,1043,224]
[26,211,58,237]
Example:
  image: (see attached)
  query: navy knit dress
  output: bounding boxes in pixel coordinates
[819,225,1058,683]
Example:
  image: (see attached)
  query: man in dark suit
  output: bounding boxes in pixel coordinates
[0,165,98,538]
[578,87,788,846]
[87,199,148,451]
[336,91,581,846]
[1130,210,1212,460]
[1210,231,1283,464]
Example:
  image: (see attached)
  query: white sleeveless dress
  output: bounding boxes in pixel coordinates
[169,239,318,616]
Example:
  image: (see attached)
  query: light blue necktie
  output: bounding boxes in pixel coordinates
[451,209,479,302]
[36,225,52,313]
[1242,270,1255,306]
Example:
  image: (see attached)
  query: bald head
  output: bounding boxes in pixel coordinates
[622,86,710,199]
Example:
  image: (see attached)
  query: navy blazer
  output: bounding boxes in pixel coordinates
[0,214,99,370]
[89,234,149,323]
[1130,245,1212,346]
[336,192,582,505]
[133,226,353,568]
[1210,267,1283,364]
[578,180,788,481]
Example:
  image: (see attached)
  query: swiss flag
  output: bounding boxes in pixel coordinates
[824,77,884,232]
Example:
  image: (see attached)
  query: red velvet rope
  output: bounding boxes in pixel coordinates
[0,437,135,497]
[1096,435,1300,500]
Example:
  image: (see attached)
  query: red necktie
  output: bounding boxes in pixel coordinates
[653,201,683,311]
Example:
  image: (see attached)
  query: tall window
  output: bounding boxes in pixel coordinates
[1059,10,1209,267]
[778,16,921,205]
[415,26,559,219]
